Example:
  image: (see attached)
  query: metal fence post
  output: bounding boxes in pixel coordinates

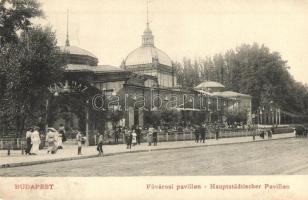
[166,132,168,142]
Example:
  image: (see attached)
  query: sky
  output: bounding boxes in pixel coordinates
[36,0,308,84]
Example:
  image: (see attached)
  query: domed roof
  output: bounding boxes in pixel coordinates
[59,45,98,66]
[124,24,172,67]
[125,46,172,67]
[59,45,98,59]
[195,81,225,90]
[213,91,251,98]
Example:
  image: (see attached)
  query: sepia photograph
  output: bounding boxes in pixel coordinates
[1,0,308,199]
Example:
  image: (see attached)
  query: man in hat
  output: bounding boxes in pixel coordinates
[194,125,200,143]
[214,122,220,140]
[199,124,206,143]
[25,127,33,155]
[135,126,142,145]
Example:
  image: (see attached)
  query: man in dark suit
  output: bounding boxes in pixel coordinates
[200,124,206,143]
[135,126,142,145]
[194,126,200,143]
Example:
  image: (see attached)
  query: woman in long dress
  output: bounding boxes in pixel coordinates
[46,128,58,154]
[132,129,137,146]
[147,126,154,146]
[57,130,64,149]
[30,127,41,155]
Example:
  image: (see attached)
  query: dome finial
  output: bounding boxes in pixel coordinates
[146,0,149,27]
[65,9,70,47]
[142,0,154,47]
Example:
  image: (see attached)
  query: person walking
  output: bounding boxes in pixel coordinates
[194,126,200,143]
[97,133,104,156]
[148,125,154,146]
[57,129,64,149]
[114,127,120,144]
[46,128,58,154]
[25,127,33,155]
[132,129,137,146]
[215,123,220,140]
[153,129,158,146]
[269,126,274,139]
[136,126,142,145]
[199,124,206,143]
[76,131,82,155]
[125,129,132,149]
[30,126,41,155]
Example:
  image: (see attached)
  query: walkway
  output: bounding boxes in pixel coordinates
[0,132,295,168]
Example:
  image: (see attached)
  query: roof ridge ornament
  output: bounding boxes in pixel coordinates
[65,9,70,47]
[142,0,154,47]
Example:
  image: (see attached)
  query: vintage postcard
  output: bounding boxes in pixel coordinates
[0,0,308,199]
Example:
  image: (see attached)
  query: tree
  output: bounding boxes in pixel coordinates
[0,26,64,136]
[174,43,308,117]
[0,0,42,44]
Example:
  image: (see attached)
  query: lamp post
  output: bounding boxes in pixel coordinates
[269,100,274,125]
[45,91,59,133]
[111,89,117,129]
[84,99,90,146]
[208,97,212,123]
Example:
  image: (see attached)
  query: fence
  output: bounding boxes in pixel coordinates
[0,138,27,156]
[91,128,260,145]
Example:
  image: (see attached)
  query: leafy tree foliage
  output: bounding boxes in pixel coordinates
[0,0,42,43]
[0,0,64,136]
[0,26,64,136]
[175,43,308,116]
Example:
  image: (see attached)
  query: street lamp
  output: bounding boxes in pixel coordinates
[45,91,59,133]
[85,99,90,146]
[111,88,116,129]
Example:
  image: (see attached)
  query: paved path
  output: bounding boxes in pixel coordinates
[1,136,306,176]
[0,132,295,168]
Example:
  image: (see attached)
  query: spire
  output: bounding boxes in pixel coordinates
[65,9,70,46]
[142,0,154,47]
[146,0,149,28]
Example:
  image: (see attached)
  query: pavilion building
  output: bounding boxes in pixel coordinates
[49,22,252,145]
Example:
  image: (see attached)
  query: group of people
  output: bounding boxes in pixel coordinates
[194,124,207,143]
[147,125,158,146]
[46,126,66,154]
[100,125,159,149]
[124,126,144,149]
[194,123,221,143]
[25,126,41,155]
[25,124,66,155]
